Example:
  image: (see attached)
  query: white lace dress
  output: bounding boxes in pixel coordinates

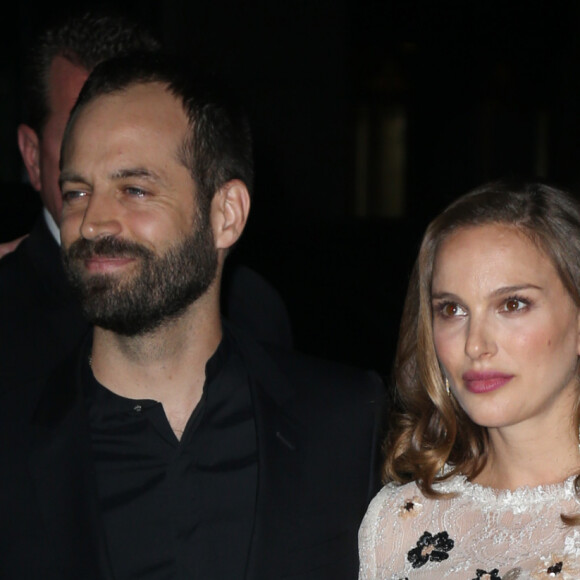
[358,475,580,579]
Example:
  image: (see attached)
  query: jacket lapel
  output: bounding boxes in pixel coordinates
[28,347,114,580]
[228,327,307,579]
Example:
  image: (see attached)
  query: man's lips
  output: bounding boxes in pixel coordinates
[84,255,137,273]
[461,370,514,394]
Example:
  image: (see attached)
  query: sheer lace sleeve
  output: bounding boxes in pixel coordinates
[358,476,580,579]
[359,481,434,579]
[358,485,386,579]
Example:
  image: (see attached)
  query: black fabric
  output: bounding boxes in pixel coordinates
[0,216,89,381]
[85,331,257,580]
[222,262,293,349]
[0,326,386,580]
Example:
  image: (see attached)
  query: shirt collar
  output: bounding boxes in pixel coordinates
[83,326,231,417]
[43,207,60,245]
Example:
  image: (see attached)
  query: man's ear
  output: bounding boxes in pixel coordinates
[211,179,251,250]
[17,124,42,192]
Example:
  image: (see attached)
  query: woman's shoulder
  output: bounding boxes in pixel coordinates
[359,479,450,579]
[359,479,432,546]
[366,480,425,516]
[359,473,580,580]
[359,475,470,550]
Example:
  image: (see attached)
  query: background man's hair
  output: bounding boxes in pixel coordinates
[21,8,161,134]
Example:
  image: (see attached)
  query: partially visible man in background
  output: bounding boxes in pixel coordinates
[0,10,161,380]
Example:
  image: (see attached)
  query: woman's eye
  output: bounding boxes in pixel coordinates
[502,298,528,312]
[437,302,466,318]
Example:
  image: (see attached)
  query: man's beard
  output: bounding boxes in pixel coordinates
[62,214,218,337]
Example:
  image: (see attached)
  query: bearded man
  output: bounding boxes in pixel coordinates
[0,52,385,580]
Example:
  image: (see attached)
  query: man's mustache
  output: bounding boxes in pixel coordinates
[65,237,154,261]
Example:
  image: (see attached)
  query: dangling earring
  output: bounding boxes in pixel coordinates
[445,376,451,396]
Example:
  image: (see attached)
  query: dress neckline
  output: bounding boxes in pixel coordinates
[431,472,579,511]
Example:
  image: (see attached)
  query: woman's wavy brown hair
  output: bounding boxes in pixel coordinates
[383,180,580,520]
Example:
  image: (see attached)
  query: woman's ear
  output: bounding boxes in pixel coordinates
[211,179,251,250]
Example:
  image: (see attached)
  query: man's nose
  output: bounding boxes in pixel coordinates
[80,192,123,241]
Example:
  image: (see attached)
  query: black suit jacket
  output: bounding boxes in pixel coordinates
[0,216,292,381]
[0,216,88,381]
[0,327,385,580]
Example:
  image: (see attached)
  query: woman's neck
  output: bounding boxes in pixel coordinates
[472,420,580,490]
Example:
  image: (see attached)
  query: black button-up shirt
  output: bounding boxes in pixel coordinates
[84,330,257,579]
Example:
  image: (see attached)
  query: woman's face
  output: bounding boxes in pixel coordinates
[431,223,580,434]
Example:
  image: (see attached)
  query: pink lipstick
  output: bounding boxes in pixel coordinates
[462,370,513,394]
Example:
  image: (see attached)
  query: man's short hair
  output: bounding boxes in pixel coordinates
[22,9,161,134]
[62,52,254,208]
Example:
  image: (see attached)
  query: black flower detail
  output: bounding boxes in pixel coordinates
[547,562,563,575]
[473,569,502,580]
[407,530,454,568]
[532,553,580,578]
[398,495,423,519]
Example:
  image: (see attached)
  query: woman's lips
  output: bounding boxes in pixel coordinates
[461,371,514,394]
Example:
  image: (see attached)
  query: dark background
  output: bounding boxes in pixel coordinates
[1,0,579,375]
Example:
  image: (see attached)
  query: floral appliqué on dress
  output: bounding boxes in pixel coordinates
[398,496,423,519]
[407,530,454,568]
[531,551,580,579]
[472,569,501,580]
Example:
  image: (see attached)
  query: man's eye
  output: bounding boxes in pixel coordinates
[62,190,87,202]
[125,187,147,198]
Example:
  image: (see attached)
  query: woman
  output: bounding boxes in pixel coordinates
[359,181,580,579]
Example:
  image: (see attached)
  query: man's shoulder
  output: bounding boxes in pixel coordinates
[0,341,82,422]
[0,243,42,316]
[0,219,55,289]
[230,325,385,406]
[0,218,74,312]
[269,345,382,391]
[0,236,32,281]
